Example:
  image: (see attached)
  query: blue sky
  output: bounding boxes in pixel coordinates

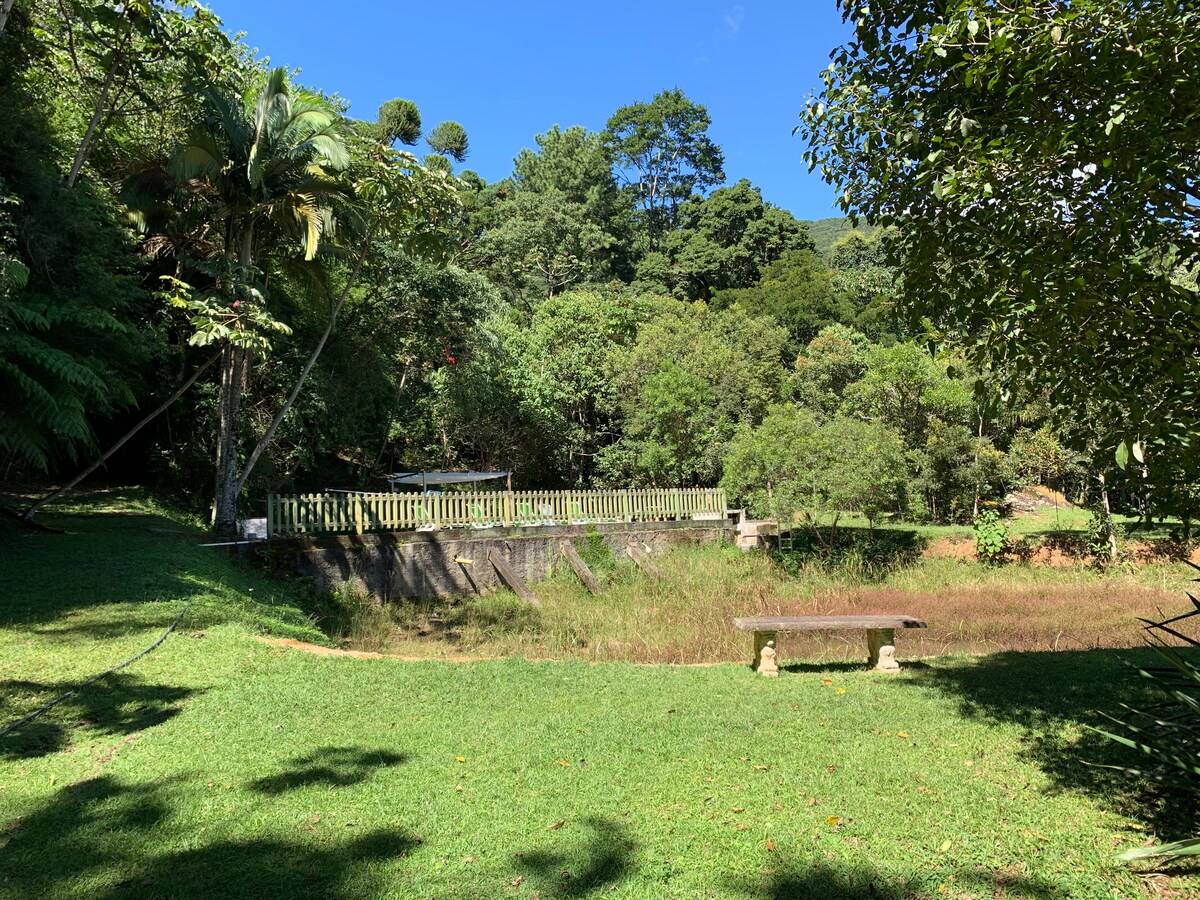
[214,2,853,221]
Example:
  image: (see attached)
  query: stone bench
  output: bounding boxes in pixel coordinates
[732,615,927,676]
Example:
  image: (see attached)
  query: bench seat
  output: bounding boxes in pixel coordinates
[732,615,926,675]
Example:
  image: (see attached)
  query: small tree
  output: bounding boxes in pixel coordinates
[722,405,908,548]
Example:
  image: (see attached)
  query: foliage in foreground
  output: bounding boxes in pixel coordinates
[801,0,1200,518]
[1093,583,1200,862]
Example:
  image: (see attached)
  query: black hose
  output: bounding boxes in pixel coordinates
[0,598,190,739]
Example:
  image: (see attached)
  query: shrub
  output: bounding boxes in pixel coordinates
[1084,508,1119,567]
[973,509,1008,565]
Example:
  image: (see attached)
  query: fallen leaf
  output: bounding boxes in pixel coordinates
[939,840,952,852]
[511,875,524,886]
[826,816,842,825]
[821,678,832,685]
[835,688,846,695]
[735,824,748,831]
[455,756,466,763]
[739,756,750,761]
[753,765,769,771]
[896,731,910,739]
[808,797,818,806]
[766,839,775,851]
[463,856,474,863]
[827,765,837,773]
[548,820,565,830]
[732,806,745,813]
[557,759,572,767]
[455,784,463,792]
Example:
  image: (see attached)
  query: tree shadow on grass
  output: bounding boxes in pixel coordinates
[249,746,409,795]
[909,648,1199,840]
[729,857,1060,899]
[0,774,421,899]
[0,673,196,759]
[516,816,634,897]
[778,661,933,675]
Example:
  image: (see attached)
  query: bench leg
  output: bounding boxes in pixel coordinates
[867,628,900,673]
[752,631,778,674]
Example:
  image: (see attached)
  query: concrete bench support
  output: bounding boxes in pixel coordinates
[752,630,777,672]
[733,615,925,676]
[867,628,898,673]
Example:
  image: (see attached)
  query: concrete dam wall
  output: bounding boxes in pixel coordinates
[272,519,733,601]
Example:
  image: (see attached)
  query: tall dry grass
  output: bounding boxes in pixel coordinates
[318,543,1197,665]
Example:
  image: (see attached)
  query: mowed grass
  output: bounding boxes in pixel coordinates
[1,488,1197,898]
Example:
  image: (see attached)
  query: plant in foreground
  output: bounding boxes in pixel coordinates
[1091,571,1200,862]
[973,510,1008,566]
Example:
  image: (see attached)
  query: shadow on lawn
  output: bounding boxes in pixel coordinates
[730,858,1060,899]
[0,673,195,759]
[779,661,933,675]
[250,745,408,794]
[516,816,634,898]
[910,648,1198,839]
[0,775,421,899]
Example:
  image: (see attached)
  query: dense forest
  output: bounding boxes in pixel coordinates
[0,1,1194,540]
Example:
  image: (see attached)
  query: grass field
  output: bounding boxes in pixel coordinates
[1,489,1197,898]
[319,517,1197,664]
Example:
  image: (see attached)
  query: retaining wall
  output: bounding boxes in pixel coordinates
[270,519,733,600]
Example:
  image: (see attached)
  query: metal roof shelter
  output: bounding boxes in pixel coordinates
[386,470,511,491]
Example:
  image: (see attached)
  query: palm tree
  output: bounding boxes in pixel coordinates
[171,67,350,536]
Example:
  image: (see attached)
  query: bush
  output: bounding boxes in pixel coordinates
[973,509,1008,565]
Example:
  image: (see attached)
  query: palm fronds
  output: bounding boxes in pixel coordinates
[1091,563,1200,862]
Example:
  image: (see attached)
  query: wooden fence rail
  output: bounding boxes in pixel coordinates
[266,488,728,537]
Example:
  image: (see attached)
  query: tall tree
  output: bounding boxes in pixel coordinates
[49,0,229,188]
[0,14,147,475]
[641,179,811,301]
[605,88,724,249]
[800,0,1200,495]
[167,67,351,535]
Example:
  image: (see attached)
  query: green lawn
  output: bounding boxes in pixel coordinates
[0,490,1195,898]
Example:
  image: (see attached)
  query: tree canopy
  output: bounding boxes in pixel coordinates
[800,0,1200,491]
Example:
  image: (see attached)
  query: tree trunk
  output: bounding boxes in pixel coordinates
[23,349,220,522]
[65,49,120,188]
[0,0,16,37]
[210,342,248,535]
[1097,473,1118,561]
[232,228,374,499]
[211,228,257,537]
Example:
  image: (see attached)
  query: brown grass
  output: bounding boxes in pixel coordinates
[322,543,1198,667]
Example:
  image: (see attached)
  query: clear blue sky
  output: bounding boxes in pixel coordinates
[214,2,853,221]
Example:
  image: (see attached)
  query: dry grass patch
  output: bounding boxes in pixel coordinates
[321,543,1196,665]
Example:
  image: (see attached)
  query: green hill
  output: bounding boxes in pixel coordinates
[803,216,876,261]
